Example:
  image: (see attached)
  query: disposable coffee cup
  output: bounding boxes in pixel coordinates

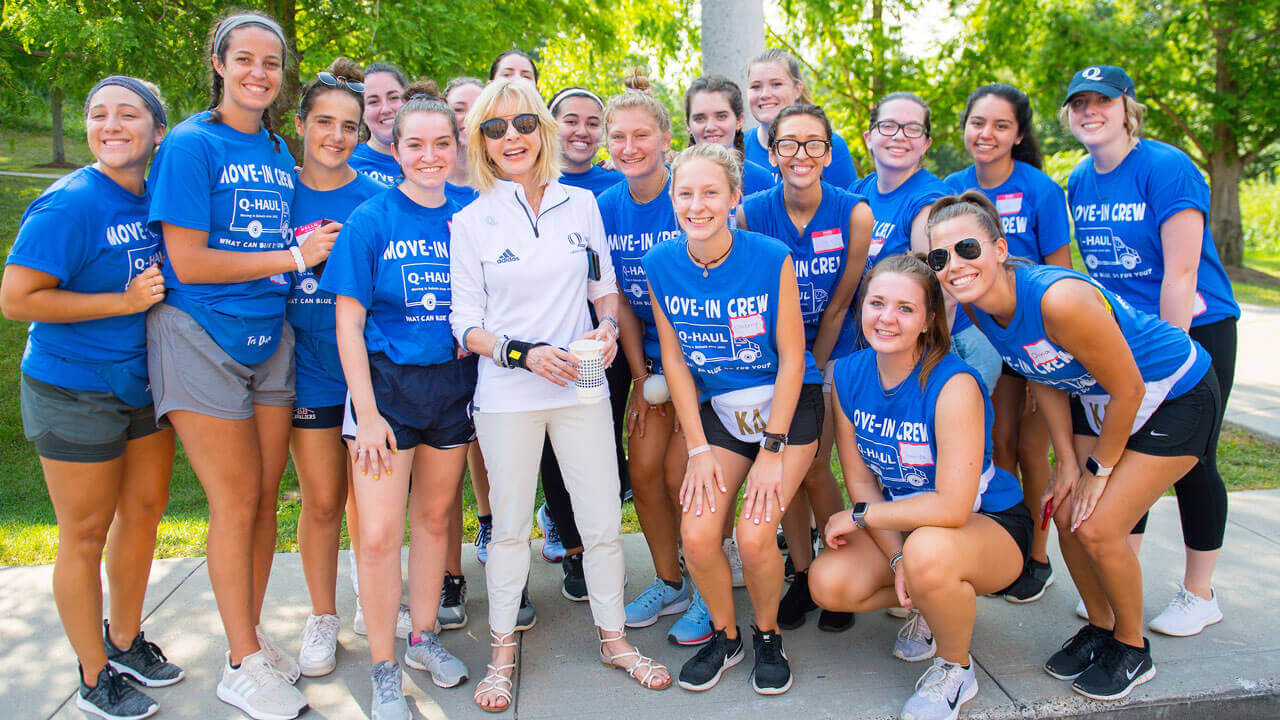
[642,373,670,405]
[569,339,607,403]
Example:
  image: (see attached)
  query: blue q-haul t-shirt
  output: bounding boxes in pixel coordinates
[742,181,866,358]
[147,111,296,366]
[597,177,682,367]
[349,142,400,186]
[445,182,479,208]
[742,158,778,197]
[287,172,384,407]
[7,166,162,405]
[945,161,1071,264]
[832,349,1022,513]
[319,188,460,367]
[560,164,626,198]
[746,128,859,190]
[854,168,950,270]
[643,229,822,400]
[1068,139,1239,327]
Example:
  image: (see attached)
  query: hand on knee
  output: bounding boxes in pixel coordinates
[1072,516,1123,556]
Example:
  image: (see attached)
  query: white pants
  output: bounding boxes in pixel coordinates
[474,401,626,633]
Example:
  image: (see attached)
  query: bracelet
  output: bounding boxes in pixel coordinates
[688,444,711,458]
[602,316,620,334]
[889,552,903,573]
[491,337,510,368]
[288,245,306,273]
[631,373,650,385]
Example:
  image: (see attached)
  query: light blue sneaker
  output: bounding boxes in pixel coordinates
[474,518,492,565]
[893,609,937,662]
[536,503,566,562]
[667,585,713,646]
[625,577,692,628]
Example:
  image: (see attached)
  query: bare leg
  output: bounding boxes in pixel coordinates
[249,405,294,624]
[292,426,349,616]
[354,449,414,664]
[406,445,467,633]
[628,405,682,582]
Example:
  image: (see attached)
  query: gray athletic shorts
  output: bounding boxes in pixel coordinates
[146,303,295,426]
[20,373,161,462]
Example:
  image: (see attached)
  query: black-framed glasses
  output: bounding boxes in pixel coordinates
[872,120,927,139]
[316,71,365,93]
[927,238,985,271]
[772,138,831,158]
[479,113,540,140]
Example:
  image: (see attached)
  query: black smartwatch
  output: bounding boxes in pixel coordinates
[760,431,788,454]
[851,501,869,529]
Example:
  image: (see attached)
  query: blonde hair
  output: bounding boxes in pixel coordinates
[466,78,561,192]
[1059,94,1147,142]
[748,49,813,105]
[670,143,742,198]
[603,68,672,135]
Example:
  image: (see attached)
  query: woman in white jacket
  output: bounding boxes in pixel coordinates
[449,78,671,713]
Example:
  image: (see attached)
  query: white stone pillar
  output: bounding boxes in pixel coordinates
[700,0,765,126]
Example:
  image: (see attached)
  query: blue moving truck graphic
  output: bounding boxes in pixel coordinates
[1078,227,1141,271]
[798,282,829,319]
[675,322,763,366]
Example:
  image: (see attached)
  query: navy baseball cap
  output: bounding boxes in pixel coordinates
[1063,65,1136,105]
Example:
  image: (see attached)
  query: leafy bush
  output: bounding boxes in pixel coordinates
[1241,179,1280,254]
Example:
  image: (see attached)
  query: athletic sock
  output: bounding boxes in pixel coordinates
[663,578,683,590]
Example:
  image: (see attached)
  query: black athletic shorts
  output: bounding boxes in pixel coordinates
[700,383,824,460]
[1070,370,1220,459]
[292,404,344,429]
[345,352,478,450]
[980,501,1033,565]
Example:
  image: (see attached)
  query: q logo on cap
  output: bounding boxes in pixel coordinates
[1083,67,1104,80]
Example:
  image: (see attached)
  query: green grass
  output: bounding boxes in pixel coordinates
[0,138,1276,565]
[0,128,91,173]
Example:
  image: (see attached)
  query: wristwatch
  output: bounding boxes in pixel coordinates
[1084,456,1114,479]
[760,431,788,454]
[851,501,869,529]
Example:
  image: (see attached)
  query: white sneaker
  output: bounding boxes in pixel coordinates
[886,606,910,619]
[723,537,746,588]
[255,624,300,684]
[354,602,412,639]
[1149,583,1223,637]
[901,657,977,720]
[298,613,339,677]
[893,610,937,662]
[216,651,308,720]
[349,549,360,596]
[1075,598,1089,621]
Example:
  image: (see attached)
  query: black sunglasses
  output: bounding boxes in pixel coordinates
[316,71,365,93]
[479,113,540,140]
[927,238,985,272]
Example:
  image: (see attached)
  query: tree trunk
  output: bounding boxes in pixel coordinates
[266,0,301,160]
[51,88,65,165]
[1207,150,1243,267]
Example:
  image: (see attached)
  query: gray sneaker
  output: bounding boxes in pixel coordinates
[370,660,410,720]
[404,630,469,688]
[893,610,937,662]
[516,586,537,631]
[437,573,468,631]
[901,657,977,720]
[77,664,158,720]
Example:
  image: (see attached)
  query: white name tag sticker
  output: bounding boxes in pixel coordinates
[996,192,1023,216]
[1193,292,1207,317]
[899,441,934,467]
[729,313,766,339]
[294,219,321,245]
[812,228,844,254]
[1023,338,1059,367]
[869,237,885,257]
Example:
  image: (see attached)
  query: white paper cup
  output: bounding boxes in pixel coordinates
[642,373,670,405]
[569,339,607,403]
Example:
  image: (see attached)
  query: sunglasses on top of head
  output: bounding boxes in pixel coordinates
[315,71,365,93]
[479,113,540,140]
[927,238,988,272]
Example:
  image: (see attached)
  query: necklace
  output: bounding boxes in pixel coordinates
[687,234,734,277]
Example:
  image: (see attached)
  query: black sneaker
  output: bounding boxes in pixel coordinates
[1045,624,1113,680]
[1072,636,1156,700]
[1003,558,1055,603]
[783,554,796,583]
[516,585,537,630]
[751,626,793,695]
[438,573,468,630]
[562,552,588,601]
[76,664,158,720]
[677,627,745,691]
[777,570,817,630]
[103,621,184,687]
[817,610,854,632]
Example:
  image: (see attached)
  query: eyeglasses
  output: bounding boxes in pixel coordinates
[408,93,442,102]
[479,113,540,140]
[316,71,365,93]
[926,238,985,272]
[872,120,927,139]
[772,138,831,158]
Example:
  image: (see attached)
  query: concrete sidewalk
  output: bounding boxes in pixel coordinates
[1225,303,1280,443]
[5,491,1279,720]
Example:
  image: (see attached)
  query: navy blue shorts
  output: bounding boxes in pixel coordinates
[346,353,478,450]
[292,404,344,429]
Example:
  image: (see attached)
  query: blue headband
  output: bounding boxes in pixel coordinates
[213,14,287,57]
[84,76,167,127]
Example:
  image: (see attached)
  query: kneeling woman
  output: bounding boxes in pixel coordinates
[926,191,1219,702]
[646,143,824,695]
[322,97,472,719]
[808,253,1027,720]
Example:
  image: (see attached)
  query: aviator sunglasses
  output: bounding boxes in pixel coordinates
[926,238,987,272]
[479,113,540,140]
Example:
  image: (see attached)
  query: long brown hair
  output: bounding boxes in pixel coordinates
[860,253,951,387]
